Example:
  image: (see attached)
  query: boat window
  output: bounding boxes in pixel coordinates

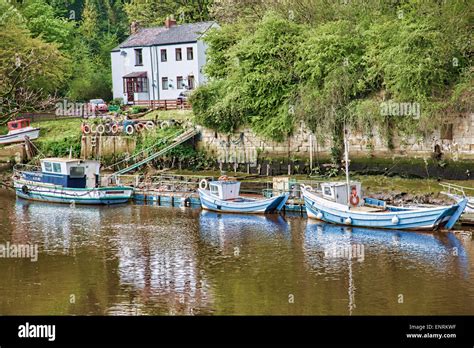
[10,123,18,129]
[44,162,52,172]
[52,163,62,173]
[70,166,85,178]
[210,184,219,196]
[323,187,332,197]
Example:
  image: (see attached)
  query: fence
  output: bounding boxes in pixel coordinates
[133,99,191,110]
[16,113,82,122]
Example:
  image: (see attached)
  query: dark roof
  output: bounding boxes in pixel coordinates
[112,21,216,51]
[122,71,147,78]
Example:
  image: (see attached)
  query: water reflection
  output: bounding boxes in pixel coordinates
[0,189,473,315]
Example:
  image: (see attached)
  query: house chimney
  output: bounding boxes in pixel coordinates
[130,21,140,35]
[164,15,177,29]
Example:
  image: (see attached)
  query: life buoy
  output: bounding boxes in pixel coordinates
[135,123,145,132]
[125,124,134,135]
[83,124,91,134]
[21,185,29,194]
[350,194,360,206]
[97,124,105,135]
[90,125,96,134]
[111,123,119,134]
[199,179,208,190]
[104,124,112,134]
[218,175,228,181]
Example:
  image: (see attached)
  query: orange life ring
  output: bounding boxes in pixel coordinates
[83,124,91,134]
[350,194,360,206]
[111,123,119,134]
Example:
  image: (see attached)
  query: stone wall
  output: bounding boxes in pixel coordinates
[80,135,136,159]
[197,113,474,163]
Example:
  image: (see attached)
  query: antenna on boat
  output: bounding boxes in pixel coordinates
[344,124,351,208]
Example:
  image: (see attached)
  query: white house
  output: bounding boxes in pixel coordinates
[111,18,217,104]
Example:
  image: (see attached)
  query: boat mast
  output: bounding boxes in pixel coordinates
[344,125,350,208]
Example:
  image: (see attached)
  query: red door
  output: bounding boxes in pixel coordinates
[126,78,134,102]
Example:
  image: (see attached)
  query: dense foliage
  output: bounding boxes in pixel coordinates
[191,0,473,162]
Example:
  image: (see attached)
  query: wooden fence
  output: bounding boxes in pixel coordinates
[133,99,191,110]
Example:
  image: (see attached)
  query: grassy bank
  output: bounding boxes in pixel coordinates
[32,119,83,158]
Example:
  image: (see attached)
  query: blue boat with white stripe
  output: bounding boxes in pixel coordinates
[13,158,133,205]
[198,178,289,214]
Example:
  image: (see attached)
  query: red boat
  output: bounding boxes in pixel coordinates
[0,119,40,145]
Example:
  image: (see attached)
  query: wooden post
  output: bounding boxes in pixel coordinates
[309,133,313,171]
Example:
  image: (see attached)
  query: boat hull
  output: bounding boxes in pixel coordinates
[0,128,40,145]
[198,189,289,214]
[444,192,474,214]
[302,187,467,231]
[14,180,133,205]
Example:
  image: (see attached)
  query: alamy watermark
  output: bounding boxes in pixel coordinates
[324,243,365,262]
[380,100,420,119]
[0,242,38,262]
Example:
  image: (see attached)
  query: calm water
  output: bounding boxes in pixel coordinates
[0,188,473,315]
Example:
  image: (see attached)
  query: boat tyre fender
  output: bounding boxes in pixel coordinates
[83,124,91,134]
[97,124,105,135]
[135,123,145,132]
[21,185,29,194]
[111,123,119,134]
[145,121,155,130]
[125,124,134,135]
[199,179,208,190]
[104,124,112,135]
[350,195,360,206]
[184,197,191,207]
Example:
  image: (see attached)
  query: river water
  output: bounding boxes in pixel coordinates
[0,188,473,315]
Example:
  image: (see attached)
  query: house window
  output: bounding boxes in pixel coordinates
[161,49,167,62]
[162,77,169,90]
[187,75,195,90]
[135,49,143,66]
[52,163,62,173]
[441,123,453,140]
[177,76,184,89]
[134,77,148,93]
[187,47,193,60]
[44,162,52,172]
[175,48,182,61]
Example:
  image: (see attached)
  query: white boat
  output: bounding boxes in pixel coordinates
[440,182,474,214]
[198,178,289,214]
[13,158,133,205]
[0,119,40,145]
[301,128,467,231]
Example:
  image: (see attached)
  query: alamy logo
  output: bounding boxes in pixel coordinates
[18,322,56,341]
[380,100,420,118]
[0,242,38,262]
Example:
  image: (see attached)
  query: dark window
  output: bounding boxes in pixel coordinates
[134,77,148,93]
[187,75,195,90]
[175,48,182,61]
[44,162,52,172]
[161,49,167,62]
[162,77,168,90]
[70,166,85,178]
[187,47,193,60]
[441,123,453,140]
[135,49,143,66]
[177,76,184,89]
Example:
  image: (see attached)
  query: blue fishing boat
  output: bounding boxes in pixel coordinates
[301,182,467,231]
[13,158,133,205]
[198,178,289,214]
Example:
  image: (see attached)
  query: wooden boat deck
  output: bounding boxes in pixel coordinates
[350,206,386,213]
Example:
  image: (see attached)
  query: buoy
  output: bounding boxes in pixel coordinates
[135,123,145,132]
[344,217,352,225]
[111,123,119,134]
[391,216,400,224]
[199,179,208,190]
[97,124,105,135]
[125,124,134,135]
[316,212,323,220]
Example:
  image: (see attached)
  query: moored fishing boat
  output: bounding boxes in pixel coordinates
[198,177,289,214]
[0,119,40,145]
[301,182,467,231]
[13,158,133,205]
[440,182,474,214]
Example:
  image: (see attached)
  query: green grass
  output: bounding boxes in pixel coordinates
[141,109,194,121]
[32,119,83,158]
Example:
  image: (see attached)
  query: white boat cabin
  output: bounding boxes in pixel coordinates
[38,158,101,188]
[321,181,363,206]
[209,181,241,200]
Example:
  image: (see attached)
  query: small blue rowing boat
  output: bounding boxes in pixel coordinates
[198,178,289,214]
[301,182,467,231]
[13,158,133,205]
